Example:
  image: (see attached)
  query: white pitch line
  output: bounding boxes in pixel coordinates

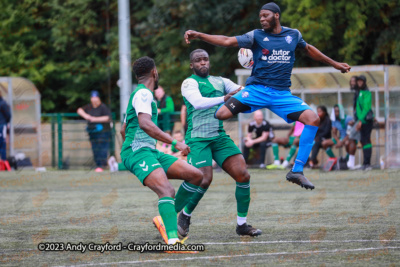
[54,246,400,267]
[203,239,400,245]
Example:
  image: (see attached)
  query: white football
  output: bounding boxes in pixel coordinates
[238,48,254,69]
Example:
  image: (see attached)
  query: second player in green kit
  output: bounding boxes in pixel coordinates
[178,49,262,237]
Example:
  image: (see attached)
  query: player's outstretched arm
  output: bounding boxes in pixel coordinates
[184,30,238,47]
[302,44,351,73]
[181,78,225,110]
[138,113,190,155]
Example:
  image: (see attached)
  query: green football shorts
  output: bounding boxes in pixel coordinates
[122,147,178,185]
[186,135,241,168]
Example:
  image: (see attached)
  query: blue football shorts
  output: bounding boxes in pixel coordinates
[230,84,312,123]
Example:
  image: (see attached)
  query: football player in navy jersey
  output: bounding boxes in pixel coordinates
[184,2,351,190]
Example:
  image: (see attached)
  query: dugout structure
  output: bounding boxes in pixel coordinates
[0,77,42,166]
[235,65,400,169]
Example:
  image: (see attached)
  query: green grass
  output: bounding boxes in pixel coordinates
[1,169,399,266]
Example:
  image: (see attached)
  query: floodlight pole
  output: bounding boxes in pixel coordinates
[118,0,132,122]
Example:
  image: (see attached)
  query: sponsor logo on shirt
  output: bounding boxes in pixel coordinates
[261,48,270,60]
[198,81,207,85]
[196,160,206,165]
[285,35,293,44]
[261,49,291,63]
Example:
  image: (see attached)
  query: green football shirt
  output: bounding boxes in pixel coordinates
[181,74,240,140]
[121,84,158,158]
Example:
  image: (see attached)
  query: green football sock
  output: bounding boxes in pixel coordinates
[174,181,199,213]
[117,162,128,171]
[272,143,279,161]
[236,181,250,218]
[326,147,335,158]
[158,197,178,239]
[184,187,207,215]
[345,153,349,161]
[286,145,297,161]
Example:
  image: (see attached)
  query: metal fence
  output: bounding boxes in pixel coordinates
[41,113,116,169]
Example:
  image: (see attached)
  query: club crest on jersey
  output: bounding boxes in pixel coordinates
[285,35,293,44]
[242,91,249,98]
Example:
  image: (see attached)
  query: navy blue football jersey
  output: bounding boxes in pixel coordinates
[236,27,307,91]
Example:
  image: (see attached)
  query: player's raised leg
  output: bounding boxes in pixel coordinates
[222,154,262,236]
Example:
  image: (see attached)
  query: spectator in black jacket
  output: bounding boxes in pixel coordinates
[77,91,111,172]
[243,110,271,168]
[310,106,331,168]
[0,91,11,160]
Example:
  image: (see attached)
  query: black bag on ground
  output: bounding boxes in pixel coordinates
[336,157,349,170]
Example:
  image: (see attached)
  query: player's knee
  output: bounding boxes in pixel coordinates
[237,170,250,183]
[159,184,175,199]
[311,116,320,127]
[200,179,211,189]
[190,168,203,186]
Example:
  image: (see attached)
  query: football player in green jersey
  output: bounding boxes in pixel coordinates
[121,56,203,245]
[178,49,262,237]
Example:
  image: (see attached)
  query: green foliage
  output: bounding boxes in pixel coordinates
[282,0,400,66]
[0,0,399,115]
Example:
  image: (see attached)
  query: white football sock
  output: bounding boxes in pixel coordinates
[348,155,355,167]
[274,160,280,166]
[237,216,247,226]
[282,160,289,168]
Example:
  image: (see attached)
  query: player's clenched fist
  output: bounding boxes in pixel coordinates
[175,141,190,156]
[184,30,201,44]
[334,62,351,73]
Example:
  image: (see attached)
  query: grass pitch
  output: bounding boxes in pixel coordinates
[1,169,399,266]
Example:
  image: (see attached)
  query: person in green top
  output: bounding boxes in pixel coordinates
[155,86,175,133]
[120,56,203,245]
[347,75,374,170]
[177,49,262,238]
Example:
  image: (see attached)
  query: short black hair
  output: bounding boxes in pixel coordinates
[133,56,155,78]
[190,49,208,62]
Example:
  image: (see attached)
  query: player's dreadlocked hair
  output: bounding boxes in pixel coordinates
[132,56,155,79]
[190,49,208,62]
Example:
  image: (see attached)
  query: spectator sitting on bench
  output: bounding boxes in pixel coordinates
[243,110,271,168]
[321,104,353,159]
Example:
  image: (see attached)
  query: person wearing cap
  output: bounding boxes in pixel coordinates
[0,91,11,160]
[77,91,112,172]
[184,2,351,190]
[347,75,374,170]
[154,86,175,133]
